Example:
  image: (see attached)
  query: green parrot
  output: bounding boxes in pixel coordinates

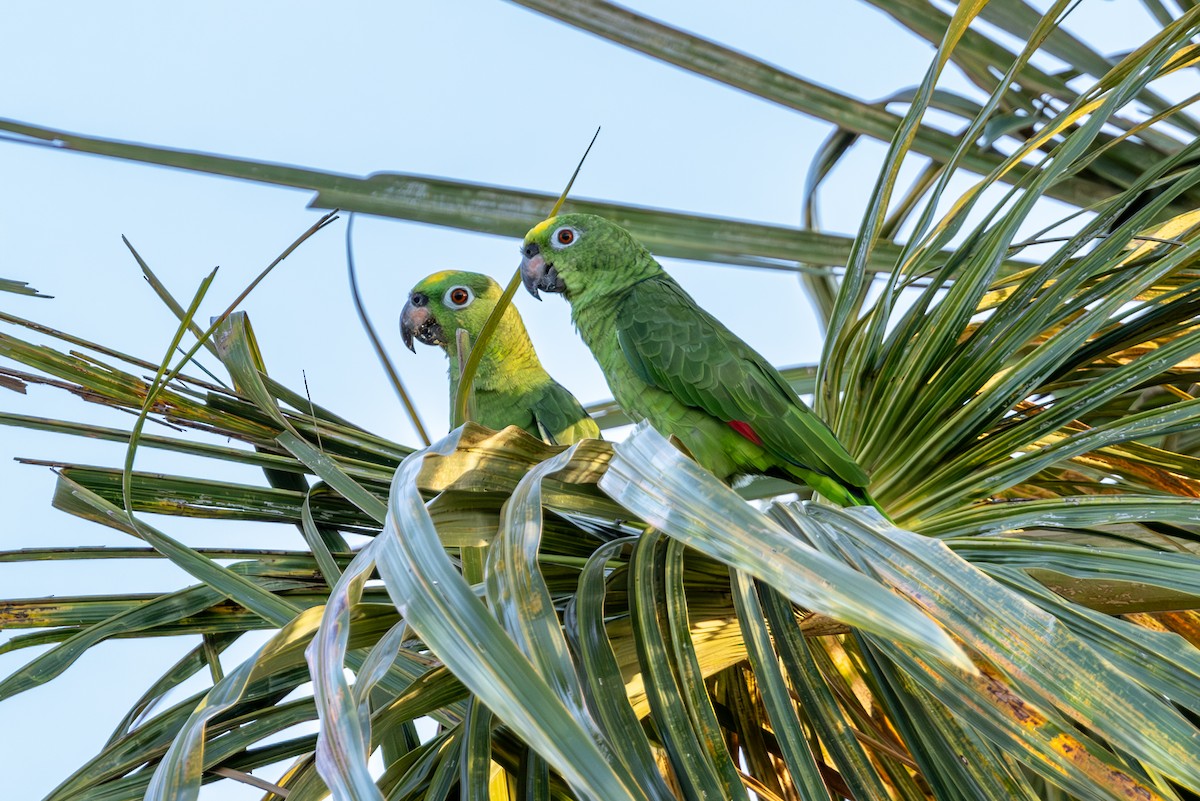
[517,213,872,507]
[401,269,600,445]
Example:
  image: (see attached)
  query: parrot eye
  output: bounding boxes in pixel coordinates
[444,286,473,308]
[550,226,579,250]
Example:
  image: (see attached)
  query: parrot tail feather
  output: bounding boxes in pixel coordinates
[795,469,894,522]
[855,487,894,523]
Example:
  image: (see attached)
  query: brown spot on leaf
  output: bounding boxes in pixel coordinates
[977,662,1047,727]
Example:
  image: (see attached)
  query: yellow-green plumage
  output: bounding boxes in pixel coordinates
[518,214,871,506]
[401,270,599,445]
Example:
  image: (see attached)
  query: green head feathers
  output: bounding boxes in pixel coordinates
[400,268,550,381]
[519,213,663,306]
[401,270,512,358]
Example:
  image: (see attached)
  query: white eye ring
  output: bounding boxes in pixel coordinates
[549,226,580,250]
[444,286,474,308]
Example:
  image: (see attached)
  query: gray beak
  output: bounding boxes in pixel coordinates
[400,298,417,352]
[400,293,445,351]
[519,242,565,299]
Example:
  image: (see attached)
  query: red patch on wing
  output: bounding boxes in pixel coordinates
[727,420,762,446]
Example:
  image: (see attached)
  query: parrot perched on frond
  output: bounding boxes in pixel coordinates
[401,270,600,445]
[517,214,872,508]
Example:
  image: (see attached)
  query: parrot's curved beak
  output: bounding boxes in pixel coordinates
[519,243,565,300]
[400,296,446,351]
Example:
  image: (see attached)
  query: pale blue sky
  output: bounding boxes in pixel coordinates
[0,2,1169,798]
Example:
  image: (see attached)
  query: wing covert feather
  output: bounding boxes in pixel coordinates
[530,381,600,446]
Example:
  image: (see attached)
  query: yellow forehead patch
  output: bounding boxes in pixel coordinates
[421,269,460,287]
[527,217,556,240]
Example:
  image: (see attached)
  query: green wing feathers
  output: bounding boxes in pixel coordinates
[530,380,601,446]
[615,278,868,489]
